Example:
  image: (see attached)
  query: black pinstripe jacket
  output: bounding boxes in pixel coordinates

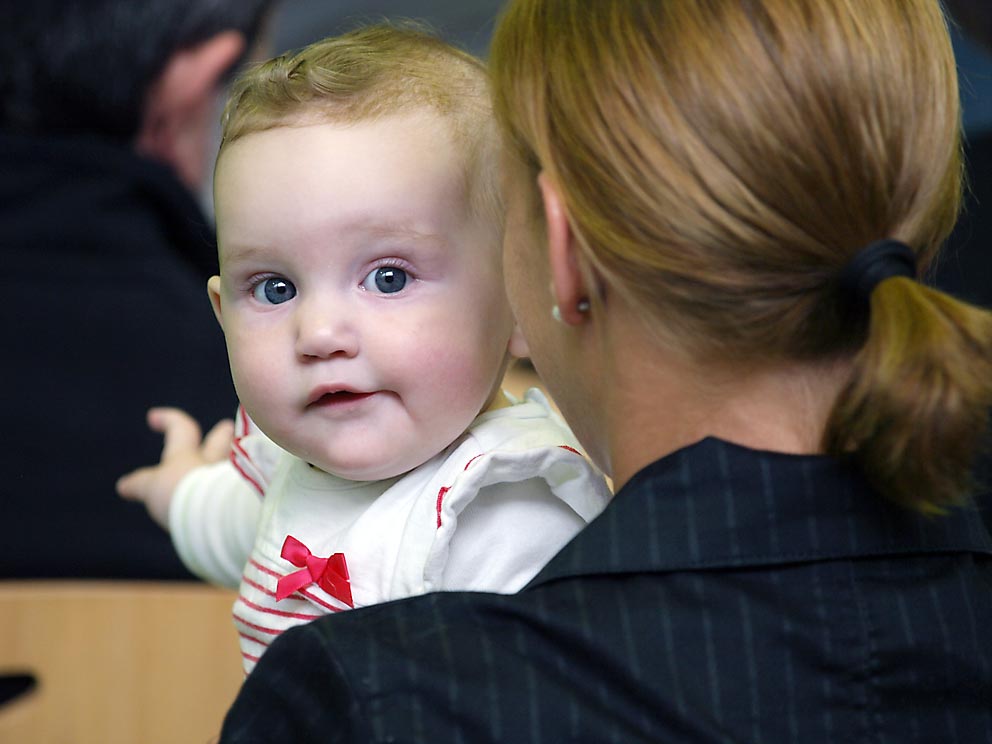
[220,437,992,743]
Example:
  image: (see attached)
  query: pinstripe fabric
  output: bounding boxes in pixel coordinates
[220,437,992,744]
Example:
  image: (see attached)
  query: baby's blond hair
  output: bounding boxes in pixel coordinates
[220,23,500,227]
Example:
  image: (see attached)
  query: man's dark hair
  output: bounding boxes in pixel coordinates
[0,0,274,141]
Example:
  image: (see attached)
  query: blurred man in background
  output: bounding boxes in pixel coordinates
[0,0,274,579]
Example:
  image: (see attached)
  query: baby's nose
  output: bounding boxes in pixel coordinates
[294,301,359,360]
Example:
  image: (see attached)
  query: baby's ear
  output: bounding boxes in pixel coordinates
[207,276,224,327]
[507,323,530,359]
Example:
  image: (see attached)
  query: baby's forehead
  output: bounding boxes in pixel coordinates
[215,117,501,258]
[221,102,501,212]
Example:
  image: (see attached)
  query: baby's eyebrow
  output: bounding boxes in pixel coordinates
[361,223,446,246]
[216,222,448,268]
[218,243,271,266]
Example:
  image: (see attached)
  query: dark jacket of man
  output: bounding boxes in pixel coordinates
[0,131,236,579]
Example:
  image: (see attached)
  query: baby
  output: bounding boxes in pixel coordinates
[119,24,610,674]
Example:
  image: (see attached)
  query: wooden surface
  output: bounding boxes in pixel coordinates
[0,581,242,744]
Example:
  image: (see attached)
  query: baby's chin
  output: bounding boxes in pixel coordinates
[303,450,442,483]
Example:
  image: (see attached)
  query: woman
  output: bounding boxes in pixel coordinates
[220,2,992,741]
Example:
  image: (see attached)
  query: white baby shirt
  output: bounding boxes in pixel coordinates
[169,389,611,674]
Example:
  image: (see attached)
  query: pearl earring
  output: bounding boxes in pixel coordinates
[551,300,591,323]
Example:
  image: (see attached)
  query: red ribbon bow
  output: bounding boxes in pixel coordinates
[275,535,353,607]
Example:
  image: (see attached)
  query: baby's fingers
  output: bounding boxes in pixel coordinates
[116,467,153,501]
[116,465,173,528]
[202,419,236,463]
[147,407,203,462]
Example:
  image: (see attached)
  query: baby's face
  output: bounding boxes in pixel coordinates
[211,113,515,480]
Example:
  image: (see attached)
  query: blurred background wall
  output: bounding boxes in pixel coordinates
[194,1,992,214]
[270,0,503,57]
[266,1,992,126]
[954,27,992,134]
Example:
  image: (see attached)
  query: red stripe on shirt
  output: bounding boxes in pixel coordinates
[230,440,265,496]
[241,575,279,598]
[238,631,271,649]
[237,594,321,621]
[232,612,282,636]
[436,486,451,529]
[237,405,251,437]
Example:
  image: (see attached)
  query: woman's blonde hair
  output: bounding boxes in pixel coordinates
[490,0,992,513]
[219,22,500,225]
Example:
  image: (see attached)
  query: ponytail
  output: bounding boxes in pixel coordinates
[824,278,992,513]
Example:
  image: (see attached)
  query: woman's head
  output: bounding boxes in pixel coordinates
[492,0,959,359]
[492,0,992,511]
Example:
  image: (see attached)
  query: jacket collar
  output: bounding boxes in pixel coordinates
[531,437,992,586]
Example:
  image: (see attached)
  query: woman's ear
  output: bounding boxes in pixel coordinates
[538,172,589,325]
[207,276,224,327]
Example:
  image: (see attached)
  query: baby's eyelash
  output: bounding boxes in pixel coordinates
[366,258,417,280]
[370,257,413,271]
[242,273,282,293]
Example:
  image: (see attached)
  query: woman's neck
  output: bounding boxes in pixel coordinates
[601,320,851,490]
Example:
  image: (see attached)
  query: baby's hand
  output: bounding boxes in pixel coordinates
[117,407,234,529]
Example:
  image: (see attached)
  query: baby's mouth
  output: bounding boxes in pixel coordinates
[308,390,376,407]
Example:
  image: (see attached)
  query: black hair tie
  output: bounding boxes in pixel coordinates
[839,239,917,306]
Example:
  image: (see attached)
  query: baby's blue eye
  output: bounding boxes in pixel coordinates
[253,277,296,304]
[361,267,408,294]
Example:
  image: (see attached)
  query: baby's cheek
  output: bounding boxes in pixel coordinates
[229,351,280,412]
[423,343,502,407]
[226,360,252,405]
